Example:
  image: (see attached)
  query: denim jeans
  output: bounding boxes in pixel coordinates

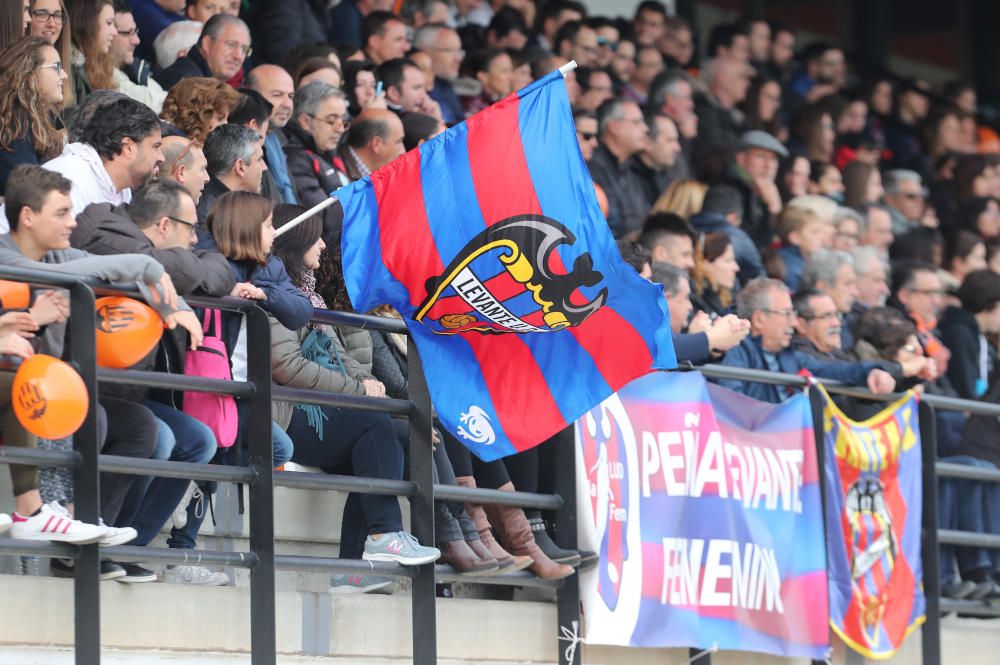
[166,401,292,550]
[938,455,1000,583]
[116,400,219,545]
[288,406,405,559]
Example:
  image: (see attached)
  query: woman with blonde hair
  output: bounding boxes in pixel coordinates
[161,77,240,144]
[28,0,74,107]
[651,178,708,219]
[0,36,68,194]
[691,232,740,318]
[66,0,116,105]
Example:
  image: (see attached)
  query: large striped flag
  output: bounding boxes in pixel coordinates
[337,69,675,460]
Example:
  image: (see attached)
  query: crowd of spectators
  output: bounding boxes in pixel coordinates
[0,0,999,604]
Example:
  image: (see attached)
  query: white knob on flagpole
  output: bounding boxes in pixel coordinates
[273,195,339,237]
[558,60,578,77]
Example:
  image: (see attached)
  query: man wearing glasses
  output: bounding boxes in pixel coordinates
[716,277,896,403]
[883,170,927,235]
[111,2,167,113]
[792,290,852,362]
[155,14,251,91]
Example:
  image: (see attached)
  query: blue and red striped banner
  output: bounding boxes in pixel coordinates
[337,71,674,460]
[576,372,829,658]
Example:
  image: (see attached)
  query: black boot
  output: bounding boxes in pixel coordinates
[527,517,581,567]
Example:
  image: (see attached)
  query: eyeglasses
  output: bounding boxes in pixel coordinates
[901,344,920,354]
[431,46,466,58]
[220,39,252,57]
[577,131,597,141]
[900,192,925,200]
[308,113,349,129]
[30,9,65,24]
[905,287,943,296]
[762,308,796,318]
[36,62,64,75]
[802,311,842,322]
[167,216,197,235]
[117,27,139,38]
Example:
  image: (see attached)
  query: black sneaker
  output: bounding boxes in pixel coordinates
[115,562,157,583]
[942,579,978,599]
[50,558,127,581]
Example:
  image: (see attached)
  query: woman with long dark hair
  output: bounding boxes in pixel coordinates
[269,205,445,592]
[66,0,116,106]
[0,36,68,195]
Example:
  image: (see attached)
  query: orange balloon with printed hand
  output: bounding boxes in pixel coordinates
[0,280,30,309]
[94,297,163,368]
[12,354,88,439]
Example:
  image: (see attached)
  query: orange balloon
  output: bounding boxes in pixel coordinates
[594,183,609,218]
[94,297,163,369]
[0,280,30,309]
[12,354,88,439]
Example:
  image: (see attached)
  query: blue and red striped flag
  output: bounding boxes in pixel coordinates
[337,70,675,460]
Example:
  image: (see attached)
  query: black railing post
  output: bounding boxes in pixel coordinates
[808,388,830,665]
[246,306,277,665]
[67,281,101,665]
[407,346,437,665]
[553,426,580,665]
[919,401,942,665]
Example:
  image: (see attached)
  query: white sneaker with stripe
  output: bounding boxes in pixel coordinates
[10,502,108,544]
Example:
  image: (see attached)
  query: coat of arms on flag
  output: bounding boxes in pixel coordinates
[819,386,925,659]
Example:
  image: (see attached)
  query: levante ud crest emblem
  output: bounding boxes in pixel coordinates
[415,215,608,335]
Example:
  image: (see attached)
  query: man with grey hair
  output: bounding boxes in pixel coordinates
[647,67,696,178]
[694,57,751,166]
[650,261,750,364]
[195,124,266,225]
[153,20,202,71]
[589,98,650,239]
[717,277,896,402]
[633,114,681,211]
[883,169,926,235]
[284,82,350,241]
[843,245,891,348]
[857,203,894,255]
[800,248,858,315]
[155,14,252,90]
[416,23,466,124]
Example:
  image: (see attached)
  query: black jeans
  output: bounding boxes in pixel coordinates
[288,406,405,559]
[96,397,159,525]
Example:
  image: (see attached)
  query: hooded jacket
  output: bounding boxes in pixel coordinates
[938,305,994,401]
[283,122,348,242]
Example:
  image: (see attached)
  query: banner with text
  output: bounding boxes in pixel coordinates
[576,372,828,659]
[820,387,925,659]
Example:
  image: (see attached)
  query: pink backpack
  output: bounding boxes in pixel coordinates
[183,309,238,448]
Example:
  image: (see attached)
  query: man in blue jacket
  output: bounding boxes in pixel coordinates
[717,277,896,403]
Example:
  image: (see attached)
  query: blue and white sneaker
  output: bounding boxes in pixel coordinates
[362,531,441,566]
[330,574,395,594]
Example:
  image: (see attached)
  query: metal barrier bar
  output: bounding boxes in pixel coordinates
[436,567,563,588]
[274,470,415,496]
[920,402,942,665]
[271,384,412,416]
[66,279,102,665]
[407,347,437,665]
[936,462,1000,483]
[98,368,254,398]
[0,446,79,468]
[938,530,1000,548]
[553,427,582,665]
[434,484,563,510]
[940,600,1000,617]
[274,554,418,578]
[245,306,277,665]
[97,454,256,483]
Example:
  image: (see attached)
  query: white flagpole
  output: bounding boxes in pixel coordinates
[273,195,338,237]
[558,60,578,76]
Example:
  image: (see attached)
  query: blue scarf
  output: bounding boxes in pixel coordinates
[295,327,348,439]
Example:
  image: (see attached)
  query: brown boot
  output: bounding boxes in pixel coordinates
[455,476,532,572]
[441,539,500,576]
[483,483,574,580]
[466,537,501,570]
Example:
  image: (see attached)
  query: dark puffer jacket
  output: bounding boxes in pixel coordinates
[282,122,347,243]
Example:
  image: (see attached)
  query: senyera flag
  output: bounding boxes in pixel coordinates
[337,67,675,461]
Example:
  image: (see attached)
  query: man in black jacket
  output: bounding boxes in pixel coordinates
[284,82,350,242]
[587,98,649,239]
[72,180,234,297]
[155,14,251,90]
[196,124,266,224]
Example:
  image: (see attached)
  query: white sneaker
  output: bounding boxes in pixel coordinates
[163,564,230,586]
[0,513,11,534]
[10,502,107,544]
[98,520,137,547]
[170,481,200,530]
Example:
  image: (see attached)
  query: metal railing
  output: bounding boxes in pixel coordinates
[5,261,1000,665]
[0,266,574,665]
